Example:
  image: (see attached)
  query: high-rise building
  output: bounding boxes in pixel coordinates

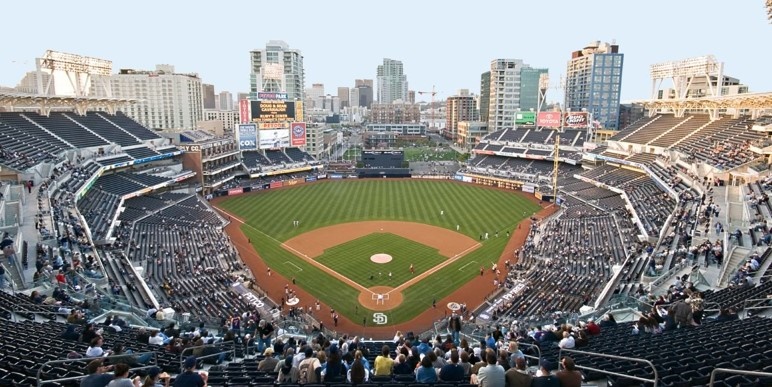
[237,92,250,102]
[218,91,233,111]
[446,89,479,141]
[355,79,373,88]
[376,58,408,103]
[369,102,420,124]
[92,64,203,130]
[565,41,624,129]
[487,59,528,131]
[353,79,374,108]
[407,90,415,104]
[15,70,54,94]
[202,84,216,109]
[519,67,548,113]
[479,71,490,124]
[249,40,305,101]
[349,87,360,109]
[337,87,350,108]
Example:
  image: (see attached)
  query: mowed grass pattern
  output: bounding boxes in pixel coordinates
[316,233,446,287]
[219,180,541,325]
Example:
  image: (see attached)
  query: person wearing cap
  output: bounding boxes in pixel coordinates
[80,359,113,387]
[258,347,278,371]
[141,366,170,387]
[556,357,582,387]
[173,356,206,387]
[531,358,559,387]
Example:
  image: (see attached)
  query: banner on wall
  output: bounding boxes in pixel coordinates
[290,122,307,146]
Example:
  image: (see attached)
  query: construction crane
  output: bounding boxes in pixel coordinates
[417,85,439,135]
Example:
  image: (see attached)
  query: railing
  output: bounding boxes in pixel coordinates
[36,351,158,387]
[709,368,772,386]
[558,348,658,387]
[649,259,690,291]
[179,341,236,372]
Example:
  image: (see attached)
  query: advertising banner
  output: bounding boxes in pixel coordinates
[305,176,317,182]
[522,184,536,193]
[250,101,296,122]
[290,122,307,146]
[237,124,257,150]
[228,188,244,196]
[515,112,536,125]
[564,112,589,128]
[239,99,250,124]
[259,129,290,149]
[258,122,288,129]
[537,112,562,128]
[269,181,283,189]
[257,92,288,100]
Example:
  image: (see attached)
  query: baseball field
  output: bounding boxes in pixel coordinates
[216,179,541,327]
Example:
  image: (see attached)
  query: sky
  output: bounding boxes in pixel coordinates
[2,0,771,104]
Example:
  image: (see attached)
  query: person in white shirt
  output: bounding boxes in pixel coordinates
[86,337,110,357]
[558,332,575,349]
[148,331,164,345]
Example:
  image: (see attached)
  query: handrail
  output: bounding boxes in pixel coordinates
[558,348,658,387]
[36,351,158,387]
[179,340,236,372]
[709,368,772,386]
[517,342,542,363]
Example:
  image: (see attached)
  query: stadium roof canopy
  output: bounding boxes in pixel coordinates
[634,91,772,119]
[0,92,137,116]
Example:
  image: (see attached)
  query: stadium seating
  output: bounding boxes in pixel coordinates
[65,112,142,147]
[101,112,162,140]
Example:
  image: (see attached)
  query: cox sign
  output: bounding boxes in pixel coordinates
[238,124,257,150]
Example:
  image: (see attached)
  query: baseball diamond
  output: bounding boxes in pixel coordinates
[215,179,543,330]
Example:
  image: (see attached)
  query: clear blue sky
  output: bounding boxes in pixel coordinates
[2,0,770,103]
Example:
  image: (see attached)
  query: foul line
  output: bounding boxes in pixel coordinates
[387,242,482,296]
[284,261,303,272]
[458,260,478,271]
[214,206,374,295]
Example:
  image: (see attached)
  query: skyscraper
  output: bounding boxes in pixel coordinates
[202,84,216,109]
[565,41,623,129]
[376,58,408,103]
[487,59,527,131]
[479,71,490,124]
[337,87,350,108]
[354,79,374,108]
[218,91,233,111]
[446,89,479,141]
[349,87,360,109]
[93,64,203,130]
[249,40,305,101]
[519,67,548,112]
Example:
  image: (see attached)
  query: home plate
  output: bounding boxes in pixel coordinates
[370,253,392,264]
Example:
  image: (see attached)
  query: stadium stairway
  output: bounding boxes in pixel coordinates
[718,246,752,287]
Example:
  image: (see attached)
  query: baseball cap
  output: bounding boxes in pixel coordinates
[184,356,197,369]
[147,366,161,378]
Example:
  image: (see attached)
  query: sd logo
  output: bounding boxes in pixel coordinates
[372,312,388,325]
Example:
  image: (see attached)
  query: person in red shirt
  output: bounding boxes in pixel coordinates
[585,318,601,335]
[55,270,66,286]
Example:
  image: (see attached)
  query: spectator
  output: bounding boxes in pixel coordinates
[80,359,113,387]
[86,337,109,358]
[373,344,394,376]
[504,357,532,387]
[323,345,346,382]
[258,348,278,372]
[558,332,575,349]
[173,356,206,387]
[106,363,140,387]
[415,355,438,384]
[277,356,299,383]
[475,351,505,387]
[439,349,465,382]
[141,366,170,387]
[348,351,369,384]
[531,358,559,387]
[556,357,582,387]
[393,354,413,375]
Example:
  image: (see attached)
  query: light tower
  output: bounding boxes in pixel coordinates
[417,85,438,133]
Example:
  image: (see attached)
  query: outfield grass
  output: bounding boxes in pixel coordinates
[316,233,446,287]
[219,180,540,325]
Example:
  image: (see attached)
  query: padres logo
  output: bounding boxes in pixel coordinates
[373,312,388,325]
[292,125,304,137]
[447,302,461,311]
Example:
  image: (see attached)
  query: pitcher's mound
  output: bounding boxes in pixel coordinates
[370,253,392,264]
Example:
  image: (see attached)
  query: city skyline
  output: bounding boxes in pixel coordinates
[2,0,771,105]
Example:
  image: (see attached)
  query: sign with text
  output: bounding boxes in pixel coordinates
[250,100,296,122]
[239,99,250,124]
[564,112,589,128]
[515,111,536,125]
[537,112,562,128]
[257,92,288,100]
[258,122,289,129]
[290,122,307,146]
[237,124,257,150]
